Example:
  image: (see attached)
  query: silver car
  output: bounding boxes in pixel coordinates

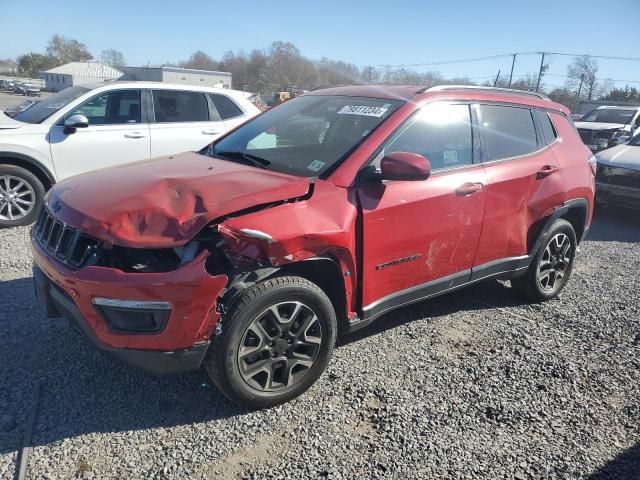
[596,134,640,209]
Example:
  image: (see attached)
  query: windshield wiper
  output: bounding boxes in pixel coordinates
[214,151,271,169]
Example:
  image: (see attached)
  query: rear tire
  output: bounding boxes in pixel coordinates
[0,165,45,228]
[512,219,577,302]
[205,276,337,409]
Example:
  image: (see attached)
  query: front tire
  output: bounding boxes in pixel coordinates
[205,276,337,409]
[0,165,45,228]
[512,219,577,302]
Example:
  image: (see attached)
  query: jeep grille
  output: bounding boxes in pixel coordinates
[33,208,101,268]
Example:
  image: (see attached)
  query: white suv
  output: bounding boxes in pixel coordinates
[0,82,260,227]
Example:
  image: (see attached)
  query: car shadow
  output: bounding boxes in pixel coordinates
[0,277,247,457]
[339,277,529,346]
[0,274,528,456]
[587,206,640,243]
[587,443,640,479]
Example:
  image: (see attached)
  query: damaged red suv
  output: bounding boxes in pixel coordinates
[32,85,595,408]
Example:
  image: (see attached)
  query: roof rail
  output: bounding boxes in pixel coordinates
[421,84,550,101]
[311,84,356,91]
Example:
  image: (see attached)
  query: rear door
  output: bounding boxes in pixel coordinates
[149,89,227,157]
[472,104,566,270]
[49,89,150,179]
[357,102,487,317]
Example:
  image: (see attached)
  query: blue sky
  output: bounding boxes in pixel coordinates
[1,0,639,89]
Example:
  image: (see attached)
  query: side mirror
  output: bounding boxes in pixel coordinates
[63,114,89,134]
[380,151,431,181]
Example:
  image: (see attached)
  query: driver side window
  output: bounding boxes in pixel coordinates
[376,103,473,171]
[66,90,141,125]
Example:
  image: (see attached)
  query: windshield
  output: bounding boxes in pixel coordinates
[4,100,36,117]
[581,108,636,125]
[629,134,640,146]
[13,86,90,124]
[202,95,402,177]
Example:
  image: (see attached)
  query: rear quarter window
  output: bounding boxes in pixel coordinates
[210,94,244,120]
[535,110,557,145]
[477,104,538,161]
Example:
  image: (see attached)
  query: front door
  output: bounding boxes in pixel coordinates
[49,89,150,179]
[357,102,487,319]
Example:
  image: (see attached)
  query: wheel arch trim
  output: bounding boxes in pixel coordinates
[0,152,56,188]
[530,198,589,257]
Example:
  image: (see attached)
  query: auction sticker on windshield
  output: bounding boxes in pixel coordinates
[338,105,389,117]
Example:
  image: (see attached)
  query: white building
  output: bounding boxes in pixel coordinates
[120,66,232,89]
[42,62,124,91]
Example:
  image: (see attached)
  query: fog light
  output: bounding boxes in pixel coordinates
[92,297,171,333]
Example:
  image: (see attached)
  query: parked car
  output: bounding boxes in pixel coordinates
[24,84,41,97]
[11,81,24,93]
[0,82,260,226]
[31,85,594,408]
[2,98,39,118]
[575,105,640,152]
[595,133,640,209]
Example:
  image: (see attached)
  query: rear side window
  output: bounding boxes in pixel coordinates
[210,94,243,120]
[535,110,557,145]
[153,90,209,123]
[477,105,538,161]
[382,102,473,171]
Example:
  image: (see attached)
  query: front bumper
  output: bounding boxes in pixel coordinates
[32,237,228,375]
[596,182,640,210]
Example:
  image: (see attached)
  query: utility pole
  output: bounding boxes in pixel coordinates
[576,73,585,99]
[493,69,501,87]
[508,53,517,88]
[535,52,546,92]
[575,73,585,112]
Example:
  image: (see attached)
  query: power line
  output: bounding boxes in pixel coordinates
[547,52,640,62]
[372,52,529,68]
[371,51,640,69]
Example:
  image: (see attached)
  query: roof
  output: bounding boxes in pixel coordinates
[121,65,232,77]
[308,85,423,101]
[307,84,568,114]
[594,105,640,110]
[73,81,252,101]
[43,62,123,78]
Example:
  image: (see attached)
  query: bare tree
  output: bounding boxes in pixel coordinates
[46,34,93,64]
[567,55,599,100]
[179,51,219,71]
[100,49,126,67]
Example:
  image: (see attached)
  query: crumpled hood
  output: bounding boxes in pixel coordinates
[574,121,627,131]
[47,152,312,248]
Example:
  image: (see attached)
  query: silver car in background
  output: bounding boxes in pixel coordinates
[596,134,640,209]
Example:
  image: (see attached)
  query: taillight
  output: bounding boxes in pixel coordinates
[588,155,597,175]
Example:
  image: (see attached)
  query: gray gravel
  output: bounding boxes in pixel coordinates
[1,208,639,479]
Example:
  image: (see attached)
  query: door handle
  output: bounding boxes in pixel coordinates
[537,165,559,179]
[124,132,146,139]
[455,182,483,196]
[202,130,221,135]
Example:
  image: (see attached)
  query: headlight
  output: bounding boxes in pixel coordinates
[588,155,597,175]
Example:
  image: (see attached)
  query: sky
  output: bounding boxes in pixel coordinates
[1,0,639,90]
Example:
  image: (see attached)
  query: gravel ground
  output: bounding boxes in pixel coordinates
[1,208,639,479]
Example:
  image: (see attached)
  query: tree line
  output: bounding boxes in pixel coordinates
[10,35,640,108]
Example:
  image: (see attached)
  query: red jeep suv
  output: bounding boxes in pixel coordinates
[32,85,595,408]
